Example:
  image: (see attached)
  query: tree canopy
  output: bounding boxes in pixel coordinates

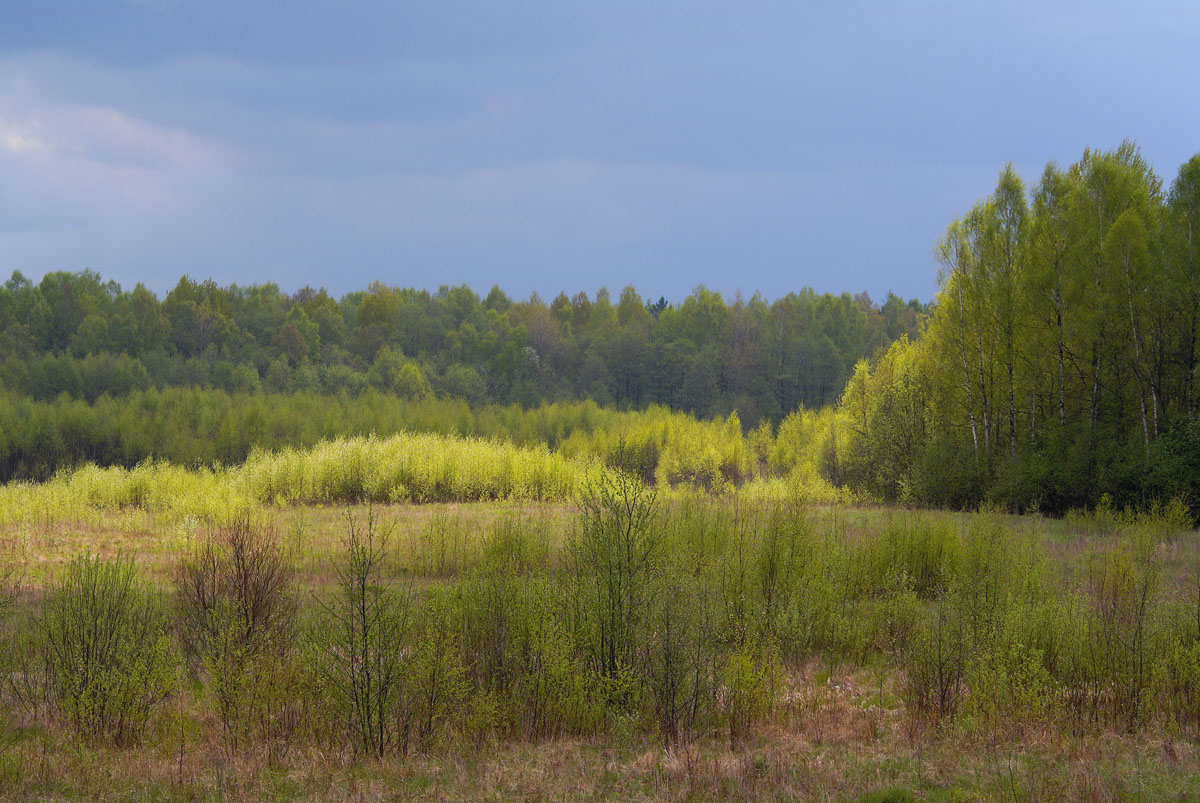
[826,143,1200,515]
[0,274,922,427]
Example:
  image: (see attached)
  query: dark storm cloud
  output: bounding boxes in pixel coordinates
[2,1,1198,300]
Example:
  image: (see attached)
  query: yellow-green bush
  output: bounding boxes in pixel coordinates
[0,432,600,527]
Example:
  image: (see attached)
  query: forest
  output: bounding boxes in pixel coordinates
[0,270,922,423]
[829,144,1200,516]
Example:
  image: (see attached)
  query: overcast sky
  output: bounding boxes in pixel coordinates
[2,1,1198,303]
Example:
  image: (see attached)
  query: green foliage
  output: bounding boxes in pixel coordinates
[1083,533,1162,730]
[0,569,17,748]
[0,270,924,432]
[720,648,781,748]
[456,569,603,738]
[902,598,967,724]
[961,640,1056,737]
[0,390,852,505]
[399,590,470,754]
[4,490,1200,763]
[825,144,1200,519]
[0,432,596,527]
[1163,635,1200,736]
[37,555,174,744]
[439,363,486,405]
[369,346,430,399]
[174,517,302,753]
[569,468,661,682]
[641,571,714,745]
[856,515,961,601]
[858,789,919,803]
[314,510,411,757]
[240,432,587,505]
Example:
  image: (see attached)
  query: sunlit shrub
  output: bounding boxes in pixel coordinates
[855,514,961,600]
[1084,532,1162,730]
[568,468,661,682]
[38,555,174,744]
[720,648,781,748]
[174,517,301,753]
[641,571,715,746]
[313,510,411,757]
[902,598,967,724]
[399,590,470,754]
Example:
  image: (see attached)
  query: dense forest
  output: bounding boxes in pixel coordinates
[829,143,1200,514]
[0,272,922,424]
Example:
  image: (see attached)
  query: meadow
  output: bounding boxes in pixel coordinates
[1,435,1199,801]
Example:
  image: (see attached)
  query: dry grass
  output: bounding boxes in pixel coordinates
[3,663,1198,801]
[0,502,577,589]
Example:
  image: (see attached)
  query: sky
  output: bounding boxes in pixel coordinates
[2,1,1199,304]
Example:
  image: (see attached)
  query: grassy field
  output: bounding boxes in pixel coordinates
[1,484,1199,801]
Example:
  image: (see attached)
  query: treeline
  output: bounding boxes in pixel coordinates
[827,143,1200,515]
[0,270,923,423]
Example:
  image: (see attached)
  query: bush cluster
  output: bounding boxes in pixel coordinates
[1,494,1198,756]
